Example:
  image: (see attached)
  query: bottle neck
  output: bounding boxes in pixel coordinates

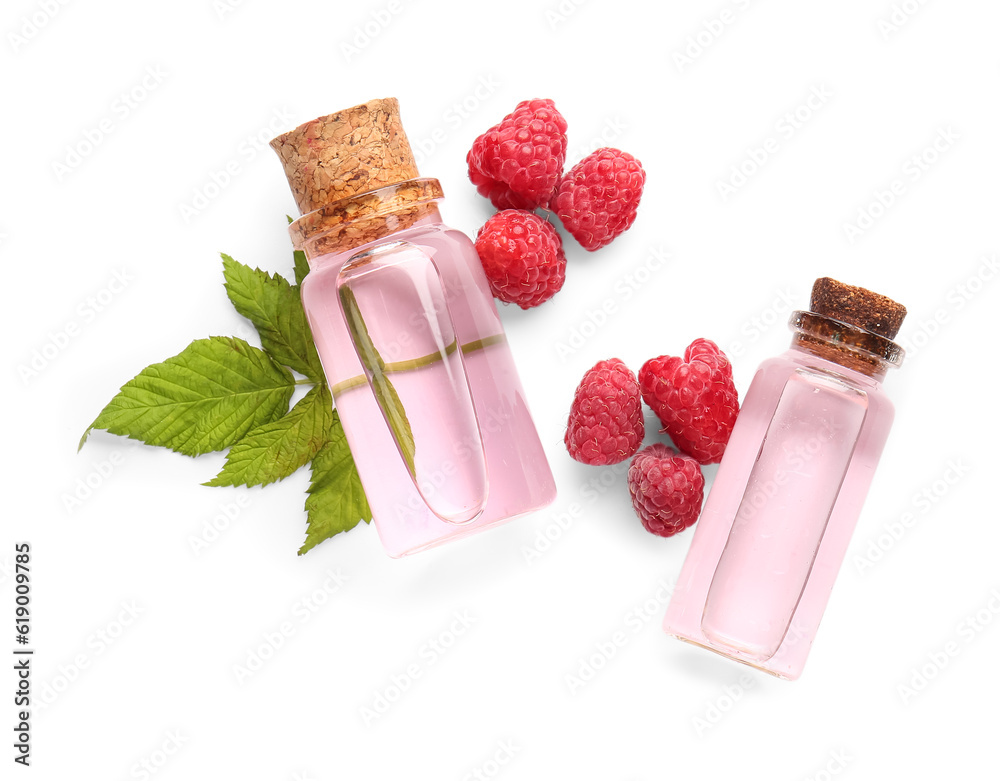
[290,178,444,262]
[788,310,904,380]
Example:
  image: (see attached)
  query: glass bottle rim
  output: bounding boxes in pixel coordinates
[789,310,905,370]
[289,178,443,251]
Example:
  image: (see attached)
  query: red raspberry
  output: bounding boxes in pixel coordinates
[467,99,568,210]
[628,444,705,537]
[552,148,645,251]
[638,339,739,465]
[474,210,566,309]
[468,169,538,211]
[565,358,644,466]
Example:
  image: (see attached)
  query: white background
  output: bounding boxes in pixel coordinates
[4,0,999,778]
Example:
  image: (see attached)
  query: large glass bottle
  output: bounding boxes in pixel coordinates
[270,99,556,557]
[663,278,907,678]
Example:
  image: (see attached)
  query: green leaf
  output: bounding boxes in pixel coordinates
[221,254,323,381]
[299,413,371,555]
[204,385,333,488]
[338,286,416,477]
[80,337,294,456]
[293,249,309,287]
[286,214,310,286]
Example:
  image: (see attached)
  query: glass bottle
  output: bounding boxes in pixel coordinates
[270,98,556,557]
[663,278,907,678]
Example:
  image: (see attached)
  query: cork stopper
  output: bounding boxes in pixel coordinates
[790,278,907,376]
[270,98,419,216]
[810,277,906,339]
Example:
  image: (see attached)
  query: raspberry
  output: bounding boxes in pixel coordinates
[468,168,539,211]
[552,148,645,251]
[565,358,644,466]
[638,339,739,465]
[474,210,566,309]
[467,99,568,210]
[627,444,705,537]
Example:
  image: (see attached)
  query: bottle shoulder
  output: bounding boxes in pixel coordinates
[741,350,896,432]
[753,349,890,396]
[300,222,460,287]
[299,221,487,315]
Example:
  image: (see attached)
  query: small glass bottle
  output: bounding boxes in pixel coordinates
[663,278,907,679]
[270,99,556,557]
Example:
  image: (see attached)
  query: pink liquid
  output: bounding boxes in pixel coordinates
[663,350,895,678]
[302,221,556,557]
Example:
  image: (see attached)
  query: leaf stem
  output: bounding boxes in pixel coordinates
[328,333,506,396]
